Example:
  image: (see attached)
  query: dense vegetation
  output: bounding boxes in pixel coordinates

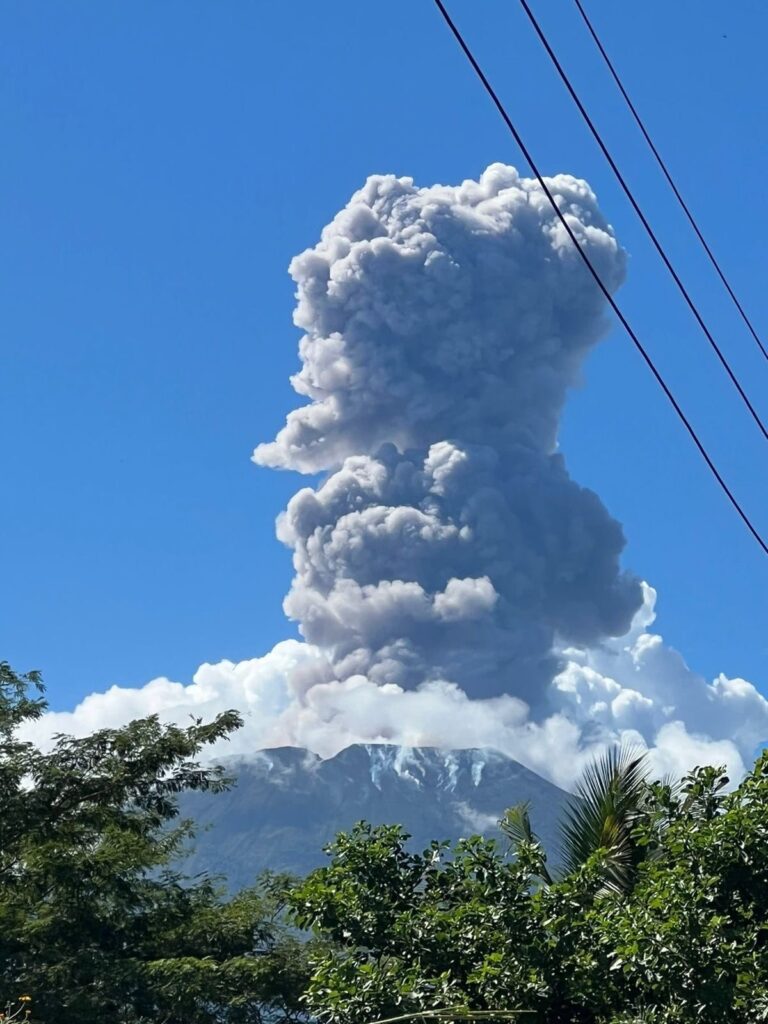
[292,758,768,1023]
[3,661,768,1022]
[0,662,314,1024]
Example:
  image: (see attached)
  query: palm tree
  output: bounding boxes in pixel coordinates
[501,746,650,893]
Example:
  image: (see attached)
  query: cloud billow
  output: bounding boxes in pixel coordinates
[256,164,626,470]
[256,164,642,699]
[278,441,639,700]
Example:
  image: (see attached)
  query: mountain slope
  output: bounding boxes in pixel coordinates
[180,744,571,890]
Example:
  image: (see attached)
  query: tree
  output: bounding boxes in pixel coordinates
[501,746,650,893]
[288,754,768,1023]
[0,661,313,1024]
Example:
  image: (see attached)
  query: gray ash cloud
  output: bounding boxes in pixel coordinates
[26,165,768,789]
[255,164,642,699]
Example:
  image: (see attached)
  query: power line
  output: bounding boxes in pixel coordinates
[516,0,768,445]
[572,0,768,365]
[431,0,768,557]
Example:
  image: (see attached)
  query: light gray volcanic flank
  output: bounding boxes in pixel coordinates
[255,164,642,700]
[180,744,570,890]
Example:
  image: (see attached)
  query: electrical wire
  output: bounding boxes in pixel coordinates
[572,0,768,365]
[516,0,768,445]
[431,0,768,556]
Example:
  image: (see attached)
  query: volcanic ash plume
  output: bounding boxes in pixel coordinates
[30,165,768,788]
[254,164,643,700]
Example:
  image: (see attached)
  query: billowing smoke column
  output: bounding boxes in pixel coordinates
[27,165,768,785]
[255,164,643,701]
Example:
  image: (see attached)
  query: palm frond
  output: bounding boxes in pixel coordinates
[500,802,553,884]
[559,745,649,892]
[500,802,536,848]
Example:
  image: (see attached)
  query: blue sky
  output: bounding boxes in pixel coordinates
[2,0,766,710]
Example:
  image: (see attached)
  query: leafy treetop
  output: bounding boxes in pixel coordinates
[0,661,315,1024]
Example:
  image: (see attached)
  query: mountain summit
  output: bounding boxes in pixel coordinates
[181,744,571,890]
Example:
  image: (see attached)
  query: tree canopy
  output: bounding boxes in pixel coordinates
[289,755,768,1023]
[0,661,313,1024]
[5,657,768,1023]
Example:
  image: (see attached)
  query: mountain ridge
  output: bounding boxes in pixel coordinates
[180,744,571,890]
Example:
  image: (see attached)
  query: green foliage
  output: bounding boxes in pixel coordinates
[558,746,649,892]
[501,746,650,894]
[289,822,601,1024]
[6,655,768,1023]
[0,662,313,1024]
[498,803,552,886]
[289,754,768,1023]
